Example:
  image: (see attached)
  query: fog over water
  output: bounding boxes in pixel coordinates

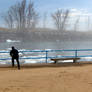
[1,40,92,50]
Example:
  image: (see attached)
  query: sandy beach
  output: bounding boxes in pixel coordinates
[0,62,92,92]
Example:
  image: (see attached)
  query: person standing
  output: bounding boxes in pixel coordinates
[10,46,20,70]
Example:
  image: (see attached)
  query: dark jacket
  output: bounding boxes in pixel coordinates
[10,49,19,59]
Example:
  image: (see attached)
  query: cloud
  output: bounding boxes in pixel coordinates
[69,8,92,17]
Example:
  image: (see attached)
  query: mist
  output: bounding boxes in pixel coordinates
[0,0,91,50]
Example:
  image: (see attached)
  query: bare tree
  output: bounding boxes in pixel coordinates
[74,16,80,31]
[26,0,38,29]
[52,9,70,31]
[61,10,70,31]
[52,9,62,30]
[3,11,14,29]
[87,16,90,31]
[43,12,47,28]
[3,0,38,31]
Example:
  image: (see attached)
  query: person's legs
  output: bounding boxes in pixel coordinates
[16,58,20,70]
[12,58,14,67]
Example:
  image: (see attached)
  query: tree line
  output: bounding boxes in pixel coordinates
[3,0,38,31]
[2,0,84,32]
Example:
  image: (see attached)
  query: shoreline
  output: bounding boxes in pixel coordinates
[0,61,92,69]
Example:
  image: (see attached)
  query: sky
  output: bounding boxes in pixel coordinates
[33,0,92,13]
[0,0,91,15]
[0,0,92,30]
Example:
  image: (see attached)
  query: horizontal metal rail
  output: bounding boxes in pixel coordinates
[0,49,92,63]
[1,49,92,53]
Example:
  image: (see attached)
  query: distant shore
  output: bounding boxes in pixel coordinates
[0,28,92,42]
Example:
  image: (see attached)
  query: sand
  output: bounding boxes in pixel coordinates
[0,62,92,92]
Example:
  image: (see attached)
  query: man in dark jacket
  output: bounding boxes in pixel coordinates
[10,46,20,69]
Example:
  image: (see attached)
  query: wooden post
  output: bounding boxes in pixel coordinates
[54,60,57,64]
[73,59,76,63]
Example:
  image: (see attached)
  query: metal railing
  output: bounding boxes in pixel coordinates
[0,49,92,63]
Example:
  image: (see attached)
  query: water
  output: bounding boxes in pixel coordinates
[0,40,92,64]
[1,40,92,50]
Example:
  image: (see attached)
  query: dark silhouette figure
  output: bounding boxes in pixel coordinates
[10,46,20,69]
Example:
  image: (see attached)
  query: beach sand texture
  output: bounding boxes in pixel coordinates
[0,63,92,92]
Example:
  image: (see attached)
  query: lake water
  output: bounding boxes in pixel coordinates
[1,40,92,50]
[0,40,92,64]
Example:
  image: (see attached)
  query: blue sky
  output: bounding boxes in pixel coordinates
[34,0,92,13]
[0,0,91,15]
[0,0,92,30]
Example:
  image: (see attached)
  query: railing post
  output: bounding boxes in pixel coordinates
[46,51,48,63]
[74,50,77,63]
[75,50,77,58]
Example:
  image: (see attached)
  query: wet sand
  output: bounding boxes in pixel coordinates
[0,62,92,92]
